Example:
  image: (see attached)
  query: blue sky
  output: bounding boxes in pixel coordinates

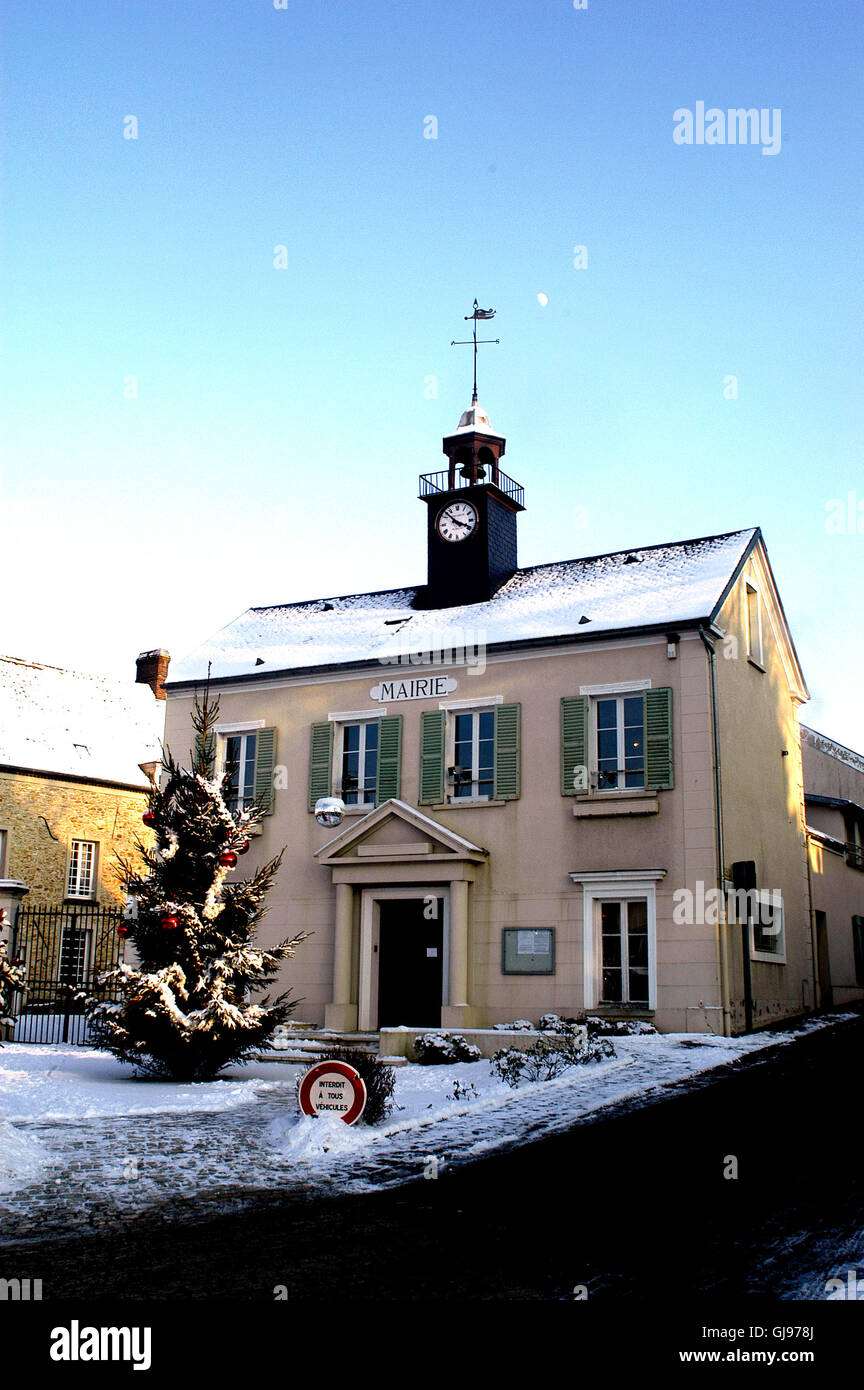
[1,0,862,746]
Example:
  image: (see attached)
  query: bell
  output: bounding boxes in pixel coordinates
[458,460,486,481]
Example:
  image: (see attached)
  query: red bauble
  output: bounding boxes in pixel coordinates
[237,841,250,855]
[161,914,179,930]
[142,810,156,827]
[117,924,130,938]
[218,851,238,868]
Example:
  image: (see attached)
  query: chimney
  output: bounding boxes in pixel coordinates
[136,649,171,700]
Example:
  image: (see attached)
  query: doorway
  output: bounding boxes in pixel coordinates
[815,910,833,1007]
[376,897,444,1028]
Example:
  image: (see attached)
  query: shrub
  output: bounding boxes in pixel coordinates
[413,1032,481,1065]
[491,1018,534,1032]
[537,1013,582,1032]
[449,1078,479,1102]
[585,1016,657,1038]
[491,1025,615,1088]
[312,1047,396,1125]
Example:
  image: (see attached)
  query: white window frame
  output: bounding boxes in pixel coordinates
[590,691,647,794]
[220,730,259,815]
[573,872,665,1012]
[749,890,786,964]
[745,580,764,667]
[67,840,98,900]
[334,718,380,808]
[447,706,496,803]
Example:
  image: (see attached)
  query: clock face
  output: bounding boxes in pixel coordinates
[436,501,478,542]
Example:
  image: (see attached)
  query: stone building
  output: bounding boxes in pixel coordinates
[0,652,166,1027]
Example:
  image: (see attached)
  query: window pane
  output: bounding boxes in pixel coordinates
[478,711,495,739]
[602,968,622,1003]
[623,696,643,725]
[597,700,617,729]
[626,901,649,1002]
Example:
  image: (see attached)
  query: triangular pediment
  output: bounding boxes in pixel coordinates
[313,799,488,864]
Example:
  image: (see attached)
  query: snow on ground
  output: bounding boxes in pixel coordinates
[0,1120,54,1195]
[0,1016,855,1250]
[0,1045,283,1123]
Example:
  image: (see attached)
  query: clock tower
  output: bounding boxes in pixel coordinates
[415,398,525,610]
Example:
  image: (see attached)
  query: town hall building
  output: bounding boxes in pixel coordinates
[163,382,863,1038]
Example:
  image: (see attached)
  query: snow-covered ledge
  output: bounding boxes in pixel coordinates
[379,1025,587,1062]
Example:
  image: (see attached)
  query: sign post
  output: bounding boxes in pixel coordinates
[298,1060,367,1125]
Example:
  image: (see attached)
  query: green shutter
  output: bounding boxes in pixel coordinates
[419,709,446,806]
[308,721,334,812]
[194,731,216,777]
[644,687,674,790]
[375,715,402,805]
[494,702,521,801]
[254,727,277,815]
[561,696,588,796]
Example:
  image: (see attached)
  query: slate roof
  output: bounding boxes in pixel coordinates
[168,528,759,686]
[0,656,165,788]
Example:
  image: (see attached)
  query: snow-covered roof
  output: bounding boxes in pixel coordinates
[800,725,864,775]
[448,401,500,437]
[0,656,165,788]
[168,528,758,686]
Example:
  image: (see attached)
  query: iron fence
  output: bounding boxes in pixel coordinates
[7,902,125,1045]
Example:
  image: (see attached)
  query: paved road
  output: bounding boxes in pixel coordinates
[2,1012,862,1300]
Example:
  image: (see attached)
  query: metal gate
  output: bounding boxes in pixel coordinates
[8,902,125,1045]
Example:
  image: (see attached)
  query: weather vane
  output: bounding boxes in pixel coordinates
[451,299,499,405]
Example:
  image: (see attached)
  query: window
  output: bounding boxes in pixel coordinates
[308,715,402,812]
[451,709,495,800]
[58,922,90,987]
[595,695,645,791]
[560,689,673,796]
[750,891,785,963]
[418,704,520,806]
[340,721,379,807]
[214,725,277,817]
[572,871,663,1012]
[853,917,864,987]
[67,840,97,899]
[0,828,7,877]
[746,582,763,666]
[502,927,555,974]
[600,899,649,1004]
[223,731,258,815]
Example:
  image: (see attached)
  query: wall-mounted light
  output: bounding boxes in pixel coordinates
[666,631,680,659]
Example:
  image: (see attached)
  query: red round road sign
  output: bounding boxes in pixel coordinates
[298,1060,367,1125]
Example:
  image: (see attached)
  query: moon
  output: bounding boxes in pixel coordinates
[537,292,549,307]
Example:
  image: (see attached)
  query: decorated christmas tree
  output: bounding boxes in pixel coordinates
[88,688,308,1080]
[0,931,25,1045]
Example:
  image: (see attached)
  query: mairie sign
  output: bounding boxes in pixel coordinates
[370,675,457,702]
[298,1060,367,1125]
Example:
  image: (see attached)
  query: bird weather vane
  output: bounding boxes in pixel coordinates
[451,299,499,405]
